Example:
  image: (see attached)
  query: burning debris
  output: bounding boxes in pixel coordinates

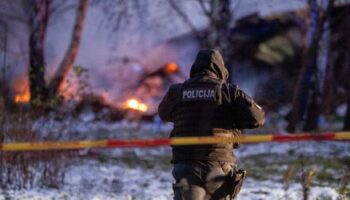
[11,76,31,105]
[138,62,185,86]
[123,98,148,112]
[6,60,184,123]
[14,90,30,103]
[164,62,180,74]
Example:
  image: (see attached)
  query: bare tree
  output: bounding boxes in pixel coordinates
[28,0,50,103]
[287,0,334,132]
[47,0,88,98]
[321,3,350,130]
[168,0,238,79]
[0,21,10,108]
[345,91,350,130]
[0,0,89,107]
[334,6,350,130]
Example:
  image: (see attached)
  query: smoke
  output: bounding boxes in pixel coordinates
[2,0,280,108]
[0,18,30,99]
[22,1,200,110]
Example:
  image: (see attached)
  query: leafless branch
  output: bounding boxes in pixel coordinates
[197,0,212,18]
[168,0,203,40]
[93,0,130,32]
[48,0,89,96]
[209,0,214,14]
[112,0,129,31]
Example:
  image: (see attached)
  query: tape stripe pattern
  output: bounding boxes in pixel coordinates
[107,138,170,148]
[0,132,349,152]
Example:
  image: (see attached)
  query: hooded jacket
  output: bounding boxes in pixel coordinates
[158,49,264,162]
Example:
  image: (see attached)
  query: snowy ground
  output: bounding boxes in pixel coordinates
[0,158,345,200]
[1,141,349,200]
[1,118,349,200]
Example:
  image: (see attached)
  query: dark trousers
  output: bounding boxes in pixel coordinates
[172,161,236,200]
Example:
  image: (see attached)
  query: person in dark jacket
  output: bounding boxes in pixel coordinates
[158,49,264,200]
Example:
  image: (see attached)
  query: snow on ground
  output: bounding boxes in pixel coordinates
[0,159,344,200]
[1,119,349,200]
[1,141,348,200]
[32,114,172,140]
[240,179,341,200]
[236,141,350,158]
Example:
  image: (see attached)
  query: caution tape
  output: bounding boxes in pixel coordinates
[0,132,349,152]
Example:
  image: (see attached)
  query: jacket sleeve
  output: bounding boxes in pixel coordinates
[158,84,181,122]
[230,85,265,129]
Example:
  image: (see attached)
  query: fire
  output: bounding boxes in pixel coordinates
[164,62,179,74]
[14,91,30,103]
[124,98,148,112]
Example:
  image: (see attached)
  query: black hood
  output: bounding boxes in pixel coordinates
[190,49,229,81]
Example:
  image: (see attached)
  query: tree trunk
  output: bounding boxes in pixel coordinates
[0,80,12,110]
[47,0,89,98]
[287,52,318,132]
[343,38,350,131]
[303,84,321,131]
[207,0,231,48]
[344,93,350,130]
[343,69,350,131]
[321,61,335,116]
[169,0,235,81]
[304,2,334,132]
[287,0,326,132]
[287,0,318,132]
[28,0,50,105]
[208,0,234,81]
[340,6,350,130]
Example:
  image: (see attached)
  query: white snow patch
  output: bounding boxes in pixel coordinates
[240,179,342,200]
[236,141,350,158]
[0,159,345,200]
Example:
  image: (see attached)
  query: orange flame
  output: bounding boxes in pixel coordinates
[124,98,148,112]
[14,91,30,103]
[164,62,179,74]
